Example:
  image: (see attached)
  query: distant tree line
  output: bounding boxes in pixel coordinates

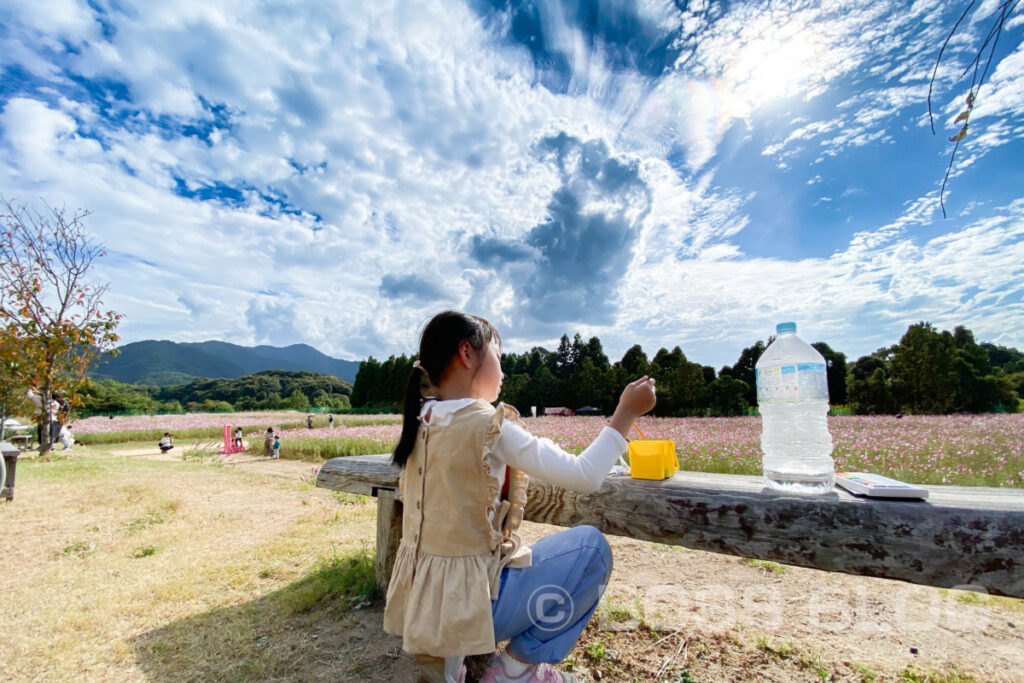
[352,322,1022,417]
[79,370,352,415]
[74,322,1022,418]
[847,323,1021,415]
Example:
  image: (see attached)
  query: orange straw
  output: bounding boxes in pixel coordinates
[632,423,648,440]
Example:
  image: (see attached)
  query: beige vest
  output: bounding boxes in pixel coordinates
[382,399,531,656]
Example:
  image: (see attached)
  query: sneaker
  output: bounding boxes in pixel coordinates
[413,655,466,683]
[478,655,577,683]
[416,668,465,683]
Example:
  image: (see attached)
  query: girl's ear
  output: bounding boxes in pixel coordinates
[456,339,476,369]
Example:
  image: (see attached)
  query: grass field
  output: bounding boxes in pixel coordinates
[5,418,1024,683]
[4,444,1021,682]
[0,446,391,681]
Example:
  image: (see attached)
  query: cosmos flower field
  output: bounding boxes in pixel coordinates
[74,411,310,434]
[76,411,1024,488]
[529,413,1024,487]
[71,411,401,452]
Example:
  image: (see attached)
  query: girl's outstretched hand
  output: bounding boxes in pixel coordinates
[609,376,657,439]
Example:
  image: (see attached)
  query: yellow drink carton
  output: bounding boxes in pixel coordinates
[627,440,679,480]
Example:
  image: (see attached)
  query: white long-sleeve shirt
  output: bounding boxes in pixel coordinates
[419,399,627,497]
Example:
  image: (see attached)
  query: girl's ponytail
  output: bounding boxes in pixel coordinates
[392,362,426,468]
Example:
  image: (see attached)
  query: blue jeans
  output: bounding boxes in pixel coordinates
[491,525,613,664]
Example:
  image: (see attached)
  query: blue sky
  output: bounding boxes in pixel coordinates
[1,0,1022,369]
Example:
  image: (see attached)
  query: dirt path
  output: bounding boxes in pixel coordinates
[113,445,322,481]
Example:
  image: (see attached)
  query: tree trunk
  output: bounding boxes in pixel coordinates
[39,382,52,455]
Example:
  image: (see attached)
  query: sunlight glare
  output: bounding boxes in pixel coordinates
[729,34,820,112]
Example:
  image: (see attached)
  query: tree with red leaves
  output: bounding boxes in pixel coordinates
[0,197,121,455]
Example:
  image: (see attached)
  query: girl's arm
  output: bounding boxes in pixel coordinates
[499,422,626,494]
[500,376,657,494]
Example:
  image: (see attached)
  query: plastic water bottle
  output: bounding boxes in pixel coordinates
[755,322,834,493]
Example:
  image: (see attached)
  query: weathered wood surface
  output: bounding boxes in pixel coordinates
[317,454,1024,598]
[317,454,401,497]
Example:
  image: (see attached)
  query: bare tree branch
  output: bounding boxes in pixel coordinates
[928,0,977,135]
[927,0,1019,217]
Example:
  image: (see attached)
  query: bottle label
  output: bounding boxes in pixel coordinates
[756,362,828,401]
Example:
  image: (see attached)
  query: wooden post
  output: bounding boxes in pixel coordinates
[1,441,18,502]
[375,488,403,591]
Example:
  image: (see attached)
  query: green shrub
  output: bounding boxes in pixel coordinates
[275,548,380,613]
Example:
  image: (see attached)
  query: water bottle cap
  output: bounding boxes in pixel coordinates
[776,322,797,334]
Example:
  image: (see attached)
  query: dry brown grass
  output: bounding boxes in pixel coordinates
[0,446,417,681]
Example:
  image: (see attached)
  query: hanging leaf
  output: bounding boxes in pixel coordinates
[954,110,970,124]
[949,124,968,142]
[966,90,975,108]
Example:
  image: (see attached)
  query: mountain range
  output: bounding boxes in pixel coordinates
[90,340,361,386]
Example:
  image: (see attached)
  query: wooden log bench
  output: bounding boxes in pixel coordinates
[316,454,1024,599]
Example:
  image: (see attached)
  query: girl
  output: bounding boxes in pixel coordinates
[383,311,656,683]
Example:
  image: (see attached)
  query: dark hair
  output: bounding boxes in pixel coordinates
[391,311,500,468]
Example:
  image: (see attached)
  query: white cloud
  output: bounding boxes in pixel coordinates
[614,196,1024,365]
[246,297,302,347]
[0,0,1021,370]
[971,41,1024,121]
[647,1,929,171]
[1,98,80,174]
[1,0,98,40]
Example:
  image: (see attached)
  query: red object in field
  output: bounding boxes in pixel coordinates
[219,425,243,454]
